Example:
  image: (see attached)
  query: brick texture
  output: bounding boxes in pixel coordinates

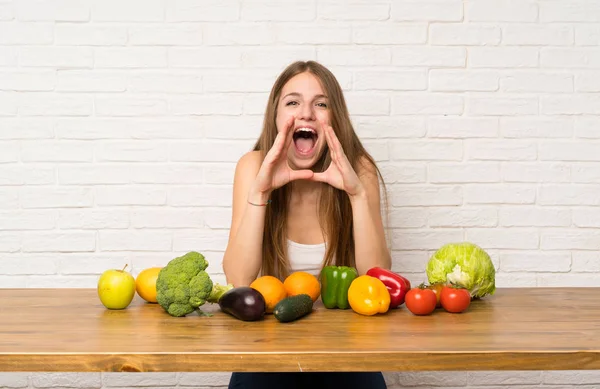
[1,0,599,387]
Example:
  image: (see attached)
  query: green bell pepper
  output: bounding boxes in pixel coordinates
[320,266,358,309]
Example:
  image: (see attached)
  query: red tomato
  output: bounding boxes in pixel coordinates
[427,283,444,308]
[405,287,437,316]
[440,286,471,313]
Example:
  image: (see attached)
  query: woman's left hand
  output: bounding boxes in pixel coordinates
[310,121,365,197]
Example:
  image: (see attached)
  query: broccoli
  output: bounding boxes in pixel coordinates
[156,251,233,317]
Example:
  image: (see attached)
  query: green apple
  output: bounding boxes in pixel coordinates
[97,265,136,310]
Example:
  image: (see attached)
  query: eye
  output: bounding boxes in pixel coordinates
[286,101,299,106]
[316,102,328,108]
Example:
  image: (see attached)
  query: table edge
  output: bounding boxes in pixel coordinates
[2,351,599,372]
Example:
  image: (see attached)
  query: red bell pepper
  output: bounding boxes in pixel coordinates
[366,267,411,309]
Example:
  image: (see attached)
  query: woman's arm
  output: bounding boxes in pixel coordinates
[222,117,314,286]
[310,122,391,275]
[350,158,392,275]
[222,151,266,287]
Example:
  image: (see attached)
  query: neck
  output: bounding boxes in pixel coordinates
[289,180,322,199]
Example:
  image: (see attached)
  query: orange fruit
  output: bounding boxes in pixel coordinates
[250,275,287,313]
[283,271,321,302]
[135,267,161,303]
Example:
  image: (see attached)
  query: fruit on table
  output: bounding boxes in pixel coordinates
[219,287,266,321]
[320,265,358,309]
[283,271,321,302]
[273,294,314,323]
[440,285,471,313]
[98,264,136,310]
[366,267,411,308]
[348,275,390,316]
[405,285,437,316]
[250,275,287,313]
[155,251,233,317]
[427,283,444,308]
[135,267,162,303]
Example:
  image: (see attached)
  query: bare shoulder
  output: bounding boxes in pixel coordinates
[238,150,262,168]
[356,155,380,183]
[234,150,262,179]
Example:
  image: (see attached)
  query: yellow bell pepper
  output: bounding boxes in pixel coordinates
[348,275,391,316]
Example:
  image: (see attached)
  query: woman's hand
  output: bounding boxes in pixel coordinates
[249,115,314,201]
[311,121,365,198]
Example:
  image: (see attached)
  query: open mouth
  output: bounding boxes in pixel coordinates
[292,127,318,155]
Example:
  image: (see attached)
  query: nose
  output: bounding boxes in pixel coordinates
[297,102,315,121]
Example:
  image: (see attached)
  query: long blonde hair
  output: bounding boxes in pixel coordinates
[254,61,387,280]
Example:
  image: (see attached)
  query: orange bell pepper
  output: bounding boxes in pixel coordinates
[348,275,391,316]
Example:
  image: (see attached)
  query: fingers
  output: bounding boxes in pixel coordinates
[264,131,285,164]
[325,122,344,160]
[320,120,335,161]
[321,120,344,165]
[322,121,356,181]
[310,172,328,183]
[289,169,314,182]
[265,116,295,164]
[278,116,295,152]
[283,115,296,150]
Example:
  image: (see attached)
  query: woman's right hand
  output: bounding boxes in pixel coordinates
[249,115,314,202]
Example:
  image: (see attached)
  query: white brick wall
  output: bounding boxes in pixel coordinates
[1,0,599,387]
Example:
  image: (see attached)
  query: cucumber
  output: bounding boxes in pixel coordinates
[273,294,314,323]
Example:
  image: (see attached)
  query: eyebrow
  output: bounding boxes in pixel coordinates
[282,92,328,100]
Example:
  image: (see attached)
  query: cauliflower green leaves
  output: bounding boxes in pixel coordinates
[426,242,496,298]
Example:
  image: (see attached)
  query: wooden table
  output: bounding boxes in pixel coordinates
[0,287,599,372]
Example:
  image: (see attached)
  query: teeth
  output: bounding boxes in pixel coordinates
[294,127,316,134]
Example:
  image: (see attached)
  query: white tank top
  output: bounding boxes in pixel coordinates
[287,239,325,278]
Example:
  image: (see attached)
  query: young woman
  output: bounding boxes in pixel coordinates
[223,61,391,389]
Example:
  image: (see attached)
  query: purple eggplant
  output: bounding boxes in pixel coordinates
[218,287,266,321]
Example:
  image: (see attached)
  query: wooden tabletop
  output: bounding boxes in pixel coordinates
[0,287,599,373]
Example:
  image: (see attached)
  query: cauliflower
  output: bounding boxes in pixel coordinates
[156,251,232,317]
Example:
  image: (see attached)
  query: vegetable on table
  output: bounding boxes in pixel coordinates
[348,275,390,316]
[405,285,437,316]
[320,266,358,309]
[273,294,314,323]
[366,267,411,308]
[426,242,496,299]
[440,285,471,313]
[219,287,266,321]
[427,283,444,308]
[155,251,233,317]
